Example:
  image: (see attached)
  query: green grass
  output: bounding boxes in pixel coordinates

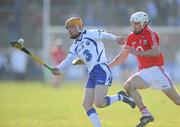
[0,81,180,127]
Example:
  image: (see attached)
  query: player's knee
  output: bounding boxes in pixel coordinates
[82,101,92,110]
[94,100,105,108]
[124,83,129,91]
[124,82,134,91]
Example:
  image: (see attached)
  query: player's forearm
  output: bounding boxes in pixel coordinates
[102,33,126,46]
[57,54,74,71]
[109,50,128,68]
[139,47,160,57]
[102,32,120,41]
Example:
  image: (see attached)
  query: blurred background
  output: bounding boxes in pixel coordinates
[0,0,180,84]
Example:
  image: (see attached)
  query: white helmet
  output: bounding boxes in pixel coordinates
[130,12,149,27]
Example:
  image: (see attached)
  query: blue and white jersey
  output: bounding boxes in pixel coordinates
[57,29,117,73]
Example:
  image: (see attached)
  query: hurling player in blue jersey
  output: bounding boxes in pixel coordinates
[52,17,135,127]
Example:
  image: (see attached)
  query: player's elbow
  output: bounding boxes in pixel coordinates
[153,47,160,56]
[154,50,160,56]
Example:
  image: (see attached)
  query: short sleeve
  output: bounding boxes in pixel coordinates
[88,29,116,40]
[147,28,159,48]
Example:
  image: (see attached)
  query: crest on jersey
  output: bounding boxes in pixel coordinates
[143,40,148,45]
[85,41,90,45]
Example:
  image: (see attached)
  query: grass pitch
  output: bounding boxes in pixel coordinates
[0,81,180,127]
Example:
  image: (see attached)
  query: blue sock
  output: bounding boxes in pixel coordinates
[87,108,101,127]
[105,94,123,106]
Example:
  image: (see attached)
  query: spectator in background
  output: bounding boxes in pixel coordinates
[26,1,42,43]
[167,0,179,26]
[50,38,66,87]
[177,0,180,25]
[155,0,169,25]
[8,14,19,41]
[0,52,7,79]
[7,0,21,41]
[10,49,28,80]
[145,0,158,25]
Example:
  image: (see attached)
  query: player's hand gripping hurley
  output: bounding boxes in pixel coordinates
[9,38,61,74]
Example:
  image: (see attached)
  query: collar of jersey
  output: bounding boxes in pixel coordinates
[141,26,148,34]
[135,26,148,36]
[75,30,87,43]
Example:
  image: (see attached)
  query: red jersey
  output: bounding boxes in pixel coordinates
[126,26,164,70]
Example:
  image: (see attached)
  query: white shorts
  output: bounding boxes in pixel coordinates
[134,66,173,90]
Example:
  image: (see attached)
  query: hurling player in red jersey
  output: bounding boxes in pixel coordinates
[109,12,180,127]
